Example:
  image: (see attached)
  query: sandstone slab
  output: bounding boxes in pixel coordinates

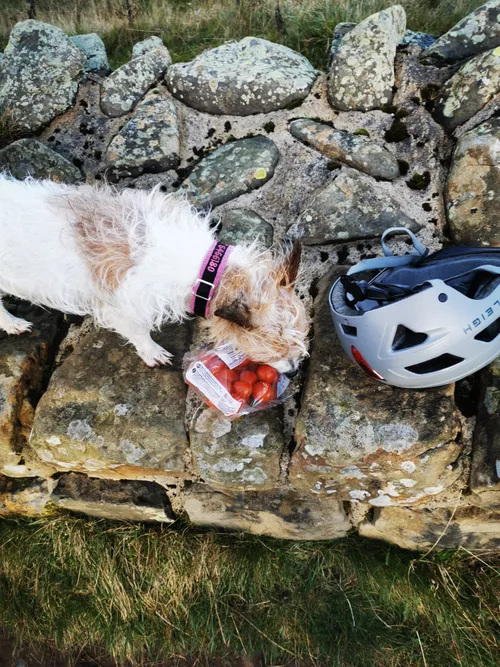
[446,118,500,245]
[425,0,500,63]
[287,168,419,244]
[433,47,500,132]
[217,208,274,247]
[289,118,399,180]
[184,483,351,540]
[327,6,406,111]
[105,93,179,179]
[359,505,500,551]
[52,472,175,522]
[0,20,85,133]
[289,270,463,506]
[166,37,317,116]
[180,136,279,208]
[0,138,83,183]
[0,475,55,516]
[189,407,284,491]
[0,300,61,479]
[30,323,192,482]
[70,33,110,75]
[100,47,172,117]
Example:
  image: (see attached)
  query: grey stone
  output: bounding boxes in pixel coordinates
[327,6,406,111]
[217,209,274,247]
[0,138,83,183]
[289,118,400,180]
[185,484,351,540]
[400,30,436,49]
[30,323,192,482]
[100,47,172,117]
[445,118,500,245]
[70,33,110,75]
[0,20,85,133]
[327,22,357,66]
[166,37,317,115]
[180,136,279,208]
[287,168,419,245]
[189,408,284,491]
[470,358,500,504]
[105,93,179,179]
[359,505,500,551]
[132,36,166,59]
[425,0,500,63]
[433,47,500,132]
[0,53,3,67]
[52,472,175,523]
[394,47,454,107]
[289,269,464,505]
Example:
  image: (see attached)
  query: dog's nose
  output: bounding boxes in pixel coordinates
[285,368,298,379]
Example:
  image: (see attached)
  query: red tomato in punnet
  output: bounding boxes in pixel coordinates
[239,370,257,386]
[233,381,253,401]
[251,381,272,404]
[200,354,226,375]
[256,365,278,384]
[214,368,239,389]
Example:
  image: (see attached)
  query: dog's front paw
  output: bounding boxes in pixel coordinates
[137,341,173,368]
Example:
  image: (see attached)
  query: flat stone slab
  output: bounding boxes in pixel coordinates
[100,47,172,117]
[166,37,317,115]
[0,475,55,516]
[425,0,500,63]
[105,93,179,179]
[184,483,351,540]
[470,358,500,503]
[189,407,284,491]
[359,505,500,551]
[0,300,60,479]
[287,168,419,244]
[288,270,463,506]
[52,472,175,523]
[70,33,110,75]
[0,138,83,183]
[433,47,500,132]
[30,323,192,482]
[445,118,500,245]
[180,136,279,208]
[0,20,85,133]
[132,36,166,59]
[327,6,406,111]
[217,208,274,247]
[289,118,399,180]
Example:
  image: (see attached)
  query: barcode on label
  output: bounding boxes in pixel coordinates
[186,361,242,417]
[214,343,248,369]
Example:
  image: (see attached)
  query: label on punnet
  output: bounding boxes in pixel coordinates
[186,361,242,417]
[214,343,248,370]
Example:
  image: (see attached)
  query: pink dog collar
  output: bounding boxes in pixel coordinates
[190,241,233,318]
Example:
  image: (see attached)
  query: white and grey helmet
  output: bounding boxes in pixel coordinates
[329,227,500,389]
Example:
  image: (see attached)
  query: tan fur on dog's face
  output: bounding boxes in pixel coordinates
[205,242,310,374]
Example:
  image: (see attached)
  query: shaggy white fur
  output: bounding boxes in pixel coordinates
[0,175,309,372]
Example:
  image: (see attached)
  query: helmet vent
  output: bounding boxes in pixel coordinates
[406,354,464,375]
[342,324,357,337]
[474,316,500,343]
[392,325,428,351]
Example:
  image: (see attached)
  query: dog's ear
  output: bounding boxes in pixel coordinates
[214,298,252,328]
[278,240,302,287]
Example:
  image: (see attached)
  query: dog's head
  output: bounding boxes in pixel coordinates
[206,241,310,376]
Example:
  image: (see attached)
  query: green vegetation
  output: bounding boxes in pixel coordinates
[0,513,498,665]
[0,0,485,70]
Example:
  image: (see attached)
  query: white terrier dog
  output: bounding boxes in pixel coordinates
[0,175,309,374]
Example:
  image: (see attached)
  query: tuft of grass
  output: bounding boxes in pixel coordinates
[0,513,498,666]
[0,109,25,149]
[0,0,486,70]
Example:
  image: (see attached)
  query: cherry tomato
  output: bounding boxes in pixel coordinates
[233,381,252,401]
[234,359,250,370]
[201,354,226,375]
[256,365,278,384]
[239,370,257,386]
[251,381,272,403]
[214,368,238,388]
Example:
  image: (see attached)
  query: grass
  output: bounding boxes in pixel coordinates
[0,513,498,666]
[0,0,486,70]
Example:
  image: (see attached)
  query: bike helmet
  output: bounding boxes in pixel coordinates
[329,227,500,389]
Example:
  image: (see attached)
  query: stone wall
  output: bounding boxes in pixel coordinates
[0,3,499,550]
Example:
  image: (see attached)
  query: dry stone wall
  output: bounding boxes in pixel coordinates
[0,4,500,550]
